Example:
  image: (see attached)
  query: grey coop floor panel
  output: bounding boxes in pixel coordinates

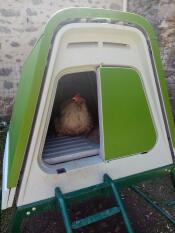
[42,135,100,164]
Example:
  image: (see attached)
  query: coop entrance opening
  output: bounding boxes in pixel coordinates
[42,71,100,165]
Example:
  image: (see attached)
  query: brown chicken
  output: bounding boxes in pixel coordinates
[54,94,93,136]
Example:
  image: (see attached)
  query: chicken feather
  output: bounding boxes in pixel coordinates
[54,95,93,136]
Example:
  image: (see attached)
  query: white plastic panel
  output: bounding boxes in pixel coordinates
[17,23,173,206]
[1,134,9,210]
[1,133,16,210]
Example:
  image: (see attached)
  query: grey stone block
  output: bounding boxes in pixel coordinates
[10,41,20,47]
[3,80,13,89]
[0,26,11,33]
[0,68,12,76]
[0,9,20,17]
[32,0,43,5]
[26,8,37,16]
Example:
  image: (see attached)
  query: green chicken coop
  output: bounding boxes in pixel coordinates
[1,8,175,233]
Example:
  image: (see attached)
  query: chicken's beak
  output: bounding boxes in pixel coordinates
[72,94,81,103]
[72,96,77,102]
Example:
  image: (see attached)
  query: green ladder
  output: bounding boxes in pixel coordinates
[55,174,134,233]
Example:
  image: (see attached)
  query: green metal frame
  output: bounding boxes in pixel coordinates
[104,174,134,233]
[10,165,175,233]
[55,174,133,233]
[8,8,175,188]
[131,186,175,225]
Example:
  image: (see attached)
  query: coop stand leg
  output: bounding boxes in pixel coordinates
[131,185,175,225]
[167,168,175,206]
[104,174,134,233]
[10,208,26,233]
[171,167,175,191]
[55,187,72,233]
[166,200,175,206]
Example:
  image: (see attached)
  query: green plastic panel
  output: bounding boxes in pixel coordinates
[7,8,175,188]
[8,37,49,187]
[100,67,157,160]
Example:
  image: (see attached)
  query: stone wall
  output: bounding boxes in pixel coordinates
[0,0,123,119]
[0,0,175,121]
[128,0,175,120]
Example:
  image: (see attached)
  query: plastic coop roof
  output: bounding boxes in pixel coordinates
[7,8,175,188]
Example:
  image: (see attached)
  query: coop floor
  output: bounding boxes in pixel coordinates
[42,134,100,165]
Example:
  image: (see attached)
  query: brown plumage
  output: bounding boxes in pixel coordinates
[54,94,93,136]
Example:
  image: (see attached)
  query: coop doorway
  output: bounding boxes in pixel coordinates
[42,71,100,165]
